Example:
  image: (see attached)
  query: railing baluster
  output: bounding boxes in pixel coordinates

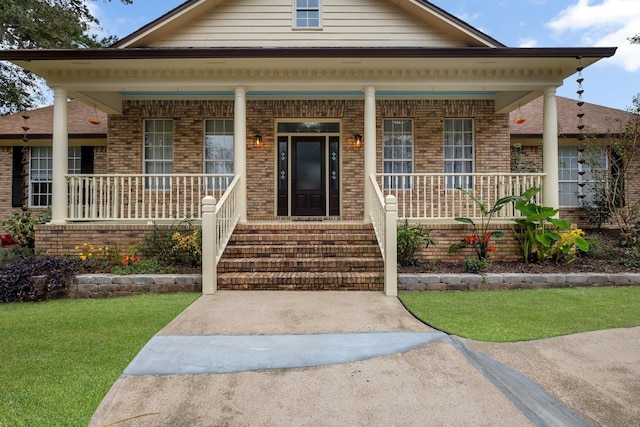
[376,173,544,222]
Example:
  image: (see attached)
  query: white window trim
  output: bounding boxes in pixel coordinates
[204,118,234,190]
[558,145,607,208]
[382,118,414,190]
[29,146,82,208]
[143,118,174,190]
[444,118,475,190]
[292,0,322,30]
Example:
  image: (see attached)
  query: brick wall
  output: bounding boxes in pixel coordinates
[35,223,197,256]
[414,223,522,263]
[107,99,510,221]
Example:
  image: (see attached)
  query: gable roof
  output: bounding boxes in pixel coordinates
[0,101,107,139]
[113,0,505,49]
[0,1,616,116]
[510,96,634,138]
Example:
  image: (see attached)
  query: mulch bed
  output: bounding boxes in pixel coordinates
[401,229,640,275]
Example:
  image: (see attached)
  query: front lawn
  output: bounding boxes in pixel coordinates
[0,293,199,426]
[400,286,640,342]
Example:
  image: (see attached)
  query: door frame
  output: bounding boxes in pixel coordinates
[275,122,341,217]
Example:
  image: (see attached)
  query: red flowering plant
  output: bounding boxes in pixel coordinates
[1,233,14,247]
[448,187,523,263]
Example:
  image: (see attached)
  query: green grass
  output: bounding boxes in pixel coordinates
[400,286,640,342]
[0,293,199,427]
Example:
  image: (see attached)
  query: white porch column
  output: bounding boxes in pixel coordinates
[201,196,217,294]
[50,87,68,224]
[363,86,377,222]
[234,87,247,223]
[542,86,560,210]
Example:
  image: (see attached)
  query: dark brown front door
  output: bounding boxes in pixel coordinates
[292,137,326,216]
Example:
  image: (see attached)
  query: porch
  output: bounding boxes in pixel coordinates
[35,171,545,296]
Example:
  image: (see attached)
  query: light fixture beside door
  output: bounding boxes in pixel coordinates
[354,134,363,149]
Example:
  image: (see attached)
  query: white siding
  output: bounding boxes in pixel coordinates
[147,0,465,48]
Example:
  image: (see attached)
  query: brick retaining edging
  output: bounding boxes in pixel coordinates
[66,272,640,298]
[399,273,640,291]
[69,274,202,299]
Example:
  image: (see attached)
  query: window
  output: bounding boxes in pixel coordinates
[294,0,320,28]
[444,118,474,189]
[383,119,413,189]
[558,146,607,207]
[143,119,173,189]
[204,119,234,189]
[29,146,82,208]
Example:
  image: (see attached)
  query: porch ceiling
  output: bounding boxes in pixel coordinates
[1,47,616,115]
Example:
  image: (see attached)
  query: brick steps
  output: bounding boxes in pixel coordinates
[229,234,378,246]
[217,223,384,291]
[222,245,381,258]
[217,272,384,290]
[218,257,383,273]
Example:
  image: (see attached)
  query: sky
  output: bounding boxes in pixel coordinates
[91,0,640,111]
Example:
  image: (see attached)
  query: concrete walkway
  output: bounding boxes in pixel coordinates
[89,292,640,427]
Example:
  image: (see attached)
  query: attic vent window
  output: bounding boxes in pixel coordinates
[294,0,321,29]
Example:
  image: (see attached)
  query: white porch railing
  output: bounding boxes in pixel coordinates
[368,175,398,297]
[376,173,545,221]
[201,175,241,294]
[66,174,234,221]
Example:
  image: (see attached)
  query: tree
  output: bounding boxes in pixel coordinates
[584,94,640,246]
[631,34,640,44]
[0,0,132,115]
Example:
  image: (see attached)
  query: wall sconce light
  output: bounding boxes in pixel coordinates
[254,134,263,147]
[354,134,363,149]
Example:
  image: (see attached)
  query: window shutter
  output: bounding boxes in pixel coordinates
[11,147,25,207]
[81,146,94,174]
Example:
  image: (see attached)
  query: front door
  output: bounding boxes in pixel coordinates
[292,137,326,216]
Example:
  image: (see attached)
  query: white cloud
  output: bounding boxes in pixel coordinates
[518,38,539,48]
[547,0,640,72]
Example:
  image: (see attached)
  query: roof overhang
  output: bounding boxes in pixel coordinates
[0,47,616,115]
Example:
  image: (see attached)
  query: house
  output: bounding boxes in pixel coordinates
[0,0,616,295]
[0,101,107,220]
[510,96,637,225]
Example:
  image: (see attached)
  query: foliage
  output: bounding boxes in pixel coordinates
[1,207,50,250]
[512,187,588,263]
[463,256,489,273]
[555,228,588,265]
[0,294,199,426]
[581,181,612,229]
[399,287,640,342]
[111,259,176,275]
[397,220,436,267]
[448,187,522,261]
[621,247,640,269]
[582,94,640,247]
[510,143,538,173]
[0,255,80,302]
[139,220,202,268]
[0,0,132,115]
[171,229,202,264]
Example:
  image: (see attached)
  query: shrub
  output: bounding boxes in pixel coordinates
[1,207,50,250]
[0,255,79,302]
[139,220,202,268]
[448,187,521,261]
[110,259,176,275]
[621,247,640,269]
[397,220,435,267]
[463,257,490,273]
[512,187,589,263]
